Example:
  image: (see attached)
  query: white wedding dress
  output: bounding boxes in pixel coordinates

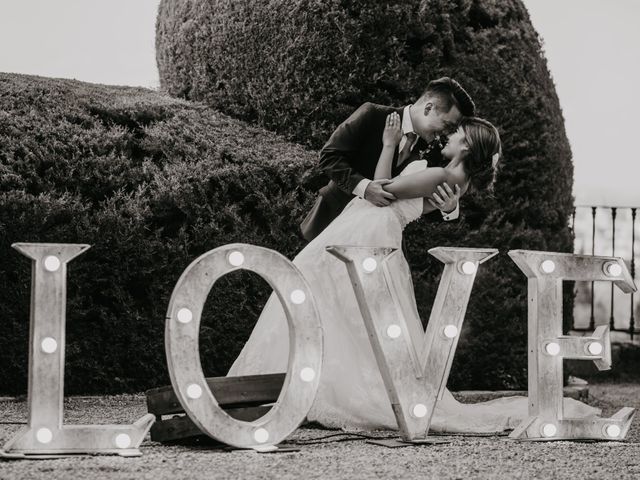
[228,160,600,433]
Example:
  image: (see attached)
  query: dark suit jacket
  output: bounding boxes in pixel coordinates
[300,102,453,241]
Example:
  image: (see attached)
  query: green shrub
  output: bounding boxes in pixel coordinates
[0,73,317,394]
[156,0,575,389]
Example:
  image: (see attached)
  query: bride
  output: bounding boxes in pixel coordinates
[228,113,599,433]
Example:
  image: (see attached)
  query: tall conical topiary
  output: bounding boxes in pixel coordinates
[156,0,575,389]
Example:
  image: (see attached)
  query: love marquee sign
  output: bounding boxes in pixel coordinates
[0,242,636,458]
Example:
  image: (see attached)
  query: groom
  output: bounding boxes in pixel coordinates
[301,77,475,241]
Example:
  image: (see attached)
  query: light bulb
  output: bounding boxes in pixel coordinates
[587,342,603,355]
[114,433,132,449]
[386,324,402,339]
[545,342,560,356]
[300,367,316,382]
[605,424,621,438]
[186,383,202,399]
[44,255,61,272]
[36,427,53,444]
[41,337,58,354]
[443,325,459,338]
[290,289,306,305]
[412,404,428,418]
[461,261,476,275]
[177,308,193,324]
[254,428,269,444]
[604,262,622,277]
[362,257,377,273]
[541,260,556,274]
[541,423,557,437]
[228,251,245,267]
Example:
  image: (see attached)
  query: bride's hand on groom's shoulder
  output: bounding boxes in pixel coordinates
[383,112,402,147]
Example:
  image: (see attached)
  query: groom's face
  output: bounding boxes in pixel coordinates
[413,101,462,142]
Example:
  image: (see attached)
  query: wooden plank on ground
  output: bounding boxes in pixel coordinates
[145,373,286,415]
[150,406,273,443]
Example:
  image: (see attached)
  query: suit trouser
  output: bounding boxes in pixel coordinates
[299,196,342,242]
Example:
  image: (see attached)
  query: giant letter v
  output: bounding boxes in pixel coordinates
[327,246,497,442]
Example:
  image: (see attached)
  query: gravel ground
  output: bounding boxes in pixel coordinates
[1,381,639,480]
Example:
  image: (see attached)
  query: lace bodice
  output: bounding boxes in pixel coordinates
[389,160,427,228]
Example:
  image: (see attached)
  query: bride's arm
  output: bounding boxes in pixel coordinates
[374,145,396,181]
[374,112,402,180]
[382,168,453,200]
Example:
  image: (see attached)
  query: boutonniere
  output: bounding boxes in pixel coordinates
[418,135,446,160]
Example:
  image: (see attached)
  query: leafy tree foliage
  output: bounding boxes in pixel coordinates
[0,73,316,393]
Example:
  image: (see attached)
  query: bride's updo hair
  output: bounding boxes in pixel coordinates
[460,117,501,193]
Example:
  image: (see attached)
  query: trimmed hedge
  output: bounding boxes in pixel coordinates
[0,73,318,394]
[156,0,575,389]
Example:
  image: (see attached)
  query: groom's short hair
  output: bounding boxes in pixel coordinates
[421,77,475,117]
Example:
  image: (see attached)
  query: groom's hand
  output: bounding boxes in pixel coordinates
[428,183,460,214]
[365,179,396,207]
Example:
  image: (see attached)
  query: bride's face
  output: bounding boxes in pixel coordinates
[441,126,468,159]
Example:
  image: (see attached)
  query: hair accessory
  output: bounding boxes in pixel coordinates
[492,152,500,167]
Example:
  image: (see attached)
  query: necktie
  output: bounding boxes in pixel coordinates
[398,132,417,165]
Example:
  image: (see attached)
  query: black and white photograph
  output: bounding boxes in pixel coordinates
[0,0,638,478]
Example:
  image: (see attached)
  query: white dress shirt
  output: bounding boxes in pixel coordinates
[352,105,459,221]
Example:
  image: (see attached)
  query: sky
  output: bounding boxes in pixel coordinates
[524,0,640,207]
[0,0,638,207]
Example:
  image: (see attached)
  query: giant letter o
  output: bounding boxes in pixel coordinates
[165,243,323,449]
